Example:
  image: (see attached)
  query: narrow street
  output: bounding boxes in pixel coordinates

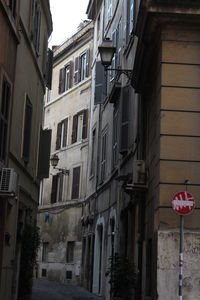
[32,279,103,300]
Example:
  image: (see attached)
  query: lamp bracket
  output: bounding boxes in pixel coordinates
[53,167,69,175]
[105,67,133,80]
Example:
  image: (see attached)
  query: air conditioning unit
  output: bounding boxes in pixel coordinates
[133,160,147,186]
[0,168,18,194]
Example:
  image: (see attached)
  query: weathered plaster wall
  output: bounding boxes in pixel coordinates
[157,230,200,300]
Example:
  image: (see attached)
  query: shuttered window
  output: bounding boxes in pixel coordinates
[58,62,73,94]
[71,166,80,199]
[51,173,64,203]
[71,110,88,144]
[0,77,10,162]
[56,118,68,150]
[120,86,130,154]
[74,49,90,85]
[22,96,32,163]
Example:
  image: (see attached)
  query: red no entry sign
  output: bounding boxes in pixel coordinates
[172,191,195,215]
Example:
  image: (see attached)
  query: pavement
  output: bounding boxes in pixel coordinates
[32,279,103,300]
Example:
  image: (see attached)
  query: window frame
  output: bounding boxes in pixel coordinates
[101,128,108,182]
[56,117,68,150]
[66,241,75,263]
[51,173,64,204]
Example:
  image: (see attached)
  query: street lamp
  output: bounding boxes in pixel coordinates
[98,38,132,80]
[98,38,116,67]
[50,154,69,175]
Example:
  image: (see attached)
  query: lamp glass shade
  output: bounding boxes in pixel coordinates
[98,39,116,67]
[50,154,59,167]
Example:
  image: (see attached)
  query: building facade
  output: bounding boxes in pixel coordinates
[37,21,94,286]
[0,1,52,299]
[82,0,200,300]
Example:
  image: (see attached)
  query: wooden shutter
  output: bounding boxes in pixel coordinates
[56,122,62,150]
[37,128,52,179]
[71,166,80,199]
[94,61,104,105]
[82,109,88,139]
[119,86,130,154]
[69,61,73,89]
[23,97,32,162]
[74,57,79,84]
[58,68,65,94]
[63,118,68,147]
[86,48,90,77]
[71,114,78,144]
[51,175,58,204]
[46,48,53,89]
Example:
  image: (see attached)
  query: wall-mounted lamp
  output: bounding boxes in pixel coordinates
[98,38,133,80]
[50,154,69,175]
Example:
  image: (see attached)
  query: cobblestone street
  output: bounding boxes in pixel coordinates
[32,279,103,300]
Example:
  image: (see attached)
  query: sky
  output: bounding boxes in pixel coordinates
[49,0,90,47]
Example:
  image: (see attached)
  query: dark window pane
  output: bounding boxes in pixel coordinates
[71,166,80,199]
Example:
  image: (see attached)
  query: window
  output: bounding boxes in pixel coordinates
[66,271,72,279]
[80,52,87,81]
[51,173,64,203]
[116,19,122,67]
[101,130,107,182]
[74,49,90,84]
[107,0,112,22]
[110,30,116,81]
[71,109,88,144]
[0,77,10,162]
[123,0,134,48]
[56,118,68,150]
[66,241,75,263]
[31,0,41,53]
[42,242,49,262]
[22,95,32,163]
[71,166,80,199]
[112,109,119,168]
[58,62,73,94]
[120,86,130,154]
[9,0,17,19]
[97,13,101,40]
[90,128,96,176]
[42,269,47,277]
